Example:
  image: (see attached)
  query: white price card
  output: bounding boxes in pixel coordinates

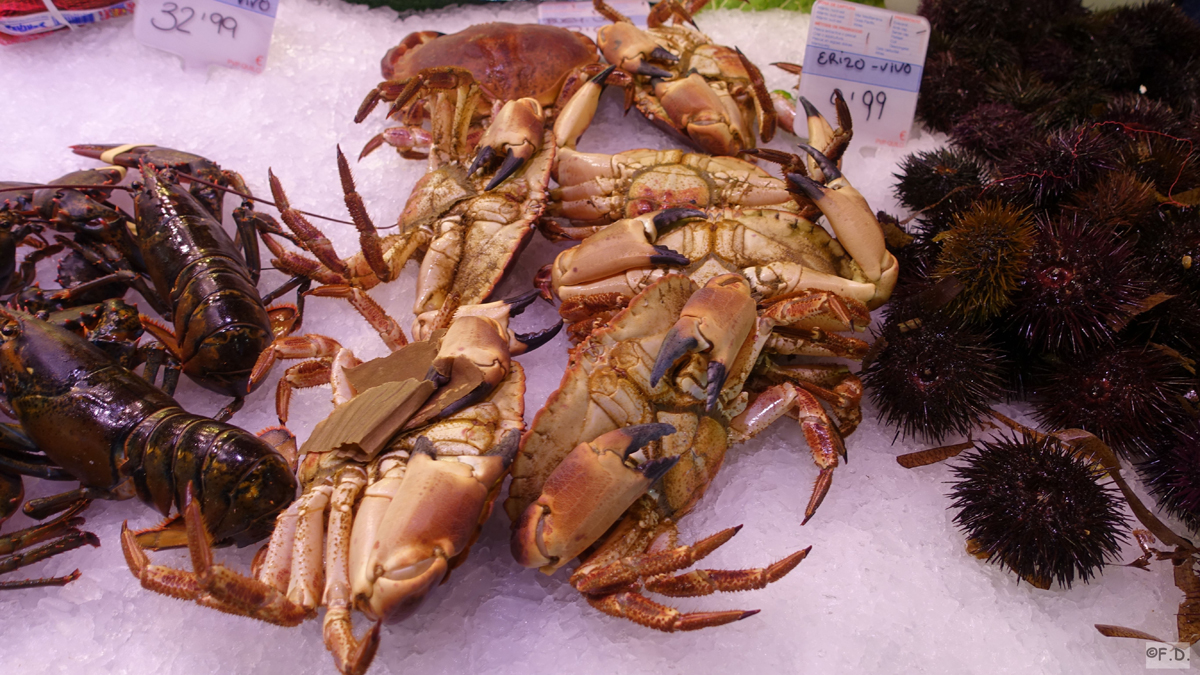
[798,0,929,148]
[538,0,650,39]
[133,0,278,74]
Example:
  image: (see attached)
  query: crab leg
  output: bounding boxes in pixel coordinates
[645,546,811,596]
[308,285,408,352]
[268,170,352,279]
[571,504,807,631]
[730,382,843,523]
[572,525,742,594]
[120,487,312,625]
[321,467,381,675]
[756,361,864,437]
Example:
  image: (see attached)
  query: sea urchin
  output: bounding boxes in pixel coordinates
[950,433,1128,588]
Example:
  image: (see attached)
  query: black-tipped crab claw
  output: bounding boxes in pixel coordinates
[467,98,547,191]
[650,273,758,412]
[511,422,678,571]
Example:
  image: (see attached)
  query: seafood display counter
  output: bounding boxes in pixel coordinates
[0,1,1179,673]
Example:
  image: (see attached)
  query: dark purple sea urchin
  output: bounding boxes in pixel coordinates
[950,433,1128,588]
[1139,425,1200,532]
[862,313,1006,443]
[1032,345,1193,457]
[1008,214,1148,355]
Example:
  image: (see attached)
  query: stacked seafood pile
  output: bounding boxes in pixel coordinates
[0,1,1173,674]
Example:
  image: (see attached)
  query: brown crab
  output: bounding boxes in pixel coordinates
[506,272,859,630]
[502,136,895,628]
[122,298,542,675]
[264,67,557,345]
[539,140,896,341]
[590,0,777,156]
[543,71,854,240]
[355,22,612,161]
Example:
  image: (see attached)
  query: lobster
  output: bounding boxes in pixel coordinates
[46,152,302,418]
[0,310,298,588]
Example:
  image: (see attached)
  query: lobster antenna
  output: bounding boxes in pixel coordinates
[0,180,361,229]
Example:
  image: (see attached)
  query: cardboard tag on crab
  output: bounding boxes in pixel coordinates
[343,334,443,395]
[132,0,278,73]
[537,0,650,39]
[300,378,437,462]
[797,0,930,148]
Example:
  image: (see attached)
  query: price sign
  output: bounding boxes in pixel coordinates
[537,0,650,39]
[798,0,929,148]
[133,0,279,74]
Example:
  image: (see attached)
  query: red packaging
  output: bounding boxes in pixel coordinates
[1,0,134,45]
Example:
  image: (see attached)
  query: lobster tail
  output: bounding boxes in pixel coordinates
[132,411,298,546]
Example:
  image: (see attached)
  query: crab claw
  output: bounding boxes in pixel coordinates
[423,314,512,415]
[351,434,517,623]
[653,73,747,156]
[512,322,563,355]
[512,423,678,572]
[554,65,617,151]
[597,22,678,78]
[447,292,561,356]
[799,97,833,155]
[786,146,895,304]
[650,274,757,411]
[797,91,851,179]
[468,98,545,190]
[549,209,700,289]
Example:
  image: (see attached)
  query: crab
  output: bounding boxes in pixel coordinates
[505,272,863,630]
[355,22,613,161]
[501,136,895,627]
[121,298,544,675]
[589,0,777,156]
[539,141,896,341]
[264,67,557,345]
[543,70,854,240]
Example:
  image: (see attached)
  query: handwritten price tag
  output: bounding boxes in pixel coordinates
[798,0,929,148]
[133,0,278,74]
[537,0,650,39]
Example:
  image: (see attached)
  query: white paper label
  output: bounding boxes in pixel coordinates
[798,0,929,148]
[537,0,650,38]
[133,0,277,74]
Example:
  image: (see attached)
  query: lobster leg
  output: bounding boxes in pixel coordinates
[0,501,98,589]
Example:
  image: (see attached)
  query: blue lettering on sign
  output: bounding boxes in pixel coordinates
[213,0,277,19]
[802,45,922,92]
[2,20,48,32]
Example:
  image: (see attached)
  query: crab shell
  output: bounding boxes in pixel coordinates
[381,23,601,109]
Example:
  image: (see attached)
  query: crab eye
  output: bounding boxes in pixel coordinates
[0,322,17,338]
